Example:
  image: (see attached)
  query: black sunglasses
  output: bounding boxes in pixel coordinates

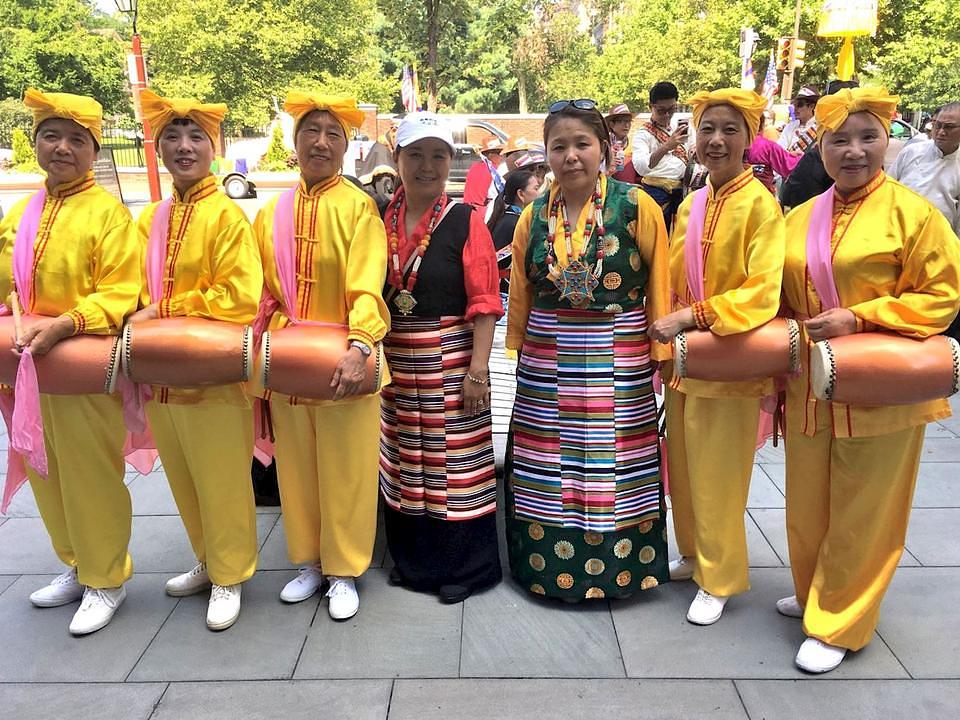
[548,99,599,114]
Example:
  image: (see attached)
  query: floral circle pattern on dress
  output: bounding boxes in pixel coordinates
[627,187,640,205]
[604,303,624,314]
[641,575,659,590]
[585,558,605,576]
[530,583,546,595]
[528,523,545,541]
[557,573,575,589]
[529,553,546,571]
[639,545,656,564]
[601,234,620,257]
[614,538,633,558]
[637,520,654,534]
[627,220,637,238]
[554,540,575,560]
[584,531,604,546]
[616,570,632,587]
[629,249,641,271]
[585,587,605,599]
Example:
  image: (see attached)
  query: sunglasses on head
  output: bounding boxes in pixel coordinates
[548,99,599,114]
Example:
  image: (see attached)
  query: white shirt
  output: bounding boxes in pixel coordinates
[777,118,817,153]
[889,139,960,233]
[631,123,694,181]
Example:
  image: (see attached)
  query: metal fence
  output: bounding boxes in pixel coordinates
[101,120,145,168]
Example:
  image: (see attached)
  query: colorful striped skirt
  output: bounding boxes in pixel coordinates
[506,307,668,600]
[379,315,497,520]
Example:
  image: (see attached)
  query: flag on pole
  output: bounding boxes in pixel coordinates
[760,48,780,108]
[401,65,420,113]
[739,28,757,91]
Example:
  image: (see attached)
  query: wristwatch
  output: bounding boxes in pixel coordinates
[349,340,372,357]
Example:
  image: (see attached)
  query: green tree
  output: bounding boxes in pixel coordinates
[12,127,41,172]
[0,0,128,114]
[0,97,33,148]
[138,0,384,130]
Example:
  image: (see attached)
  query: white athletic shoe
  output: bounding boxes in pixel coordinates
[776,595,805,618]
[165,562,212,597]
[29,568,84,608]
[326,576,359,621]
[206,584,241,631]
[668,556,696,581]
[69,586,126,636]
[795,637,847,673]
[280,566,326,603]
[686,587,729,625]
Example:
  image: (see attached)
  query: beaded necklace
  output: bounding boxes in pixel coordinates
[545,176,605,307]
[386,186,447,315]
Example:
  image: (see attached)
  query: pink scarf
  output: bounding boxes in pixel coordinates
[805,186,841,310]
[683,188,709,302]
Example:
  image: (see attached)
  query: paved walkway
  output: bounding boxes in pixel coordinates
[2,336,960,719]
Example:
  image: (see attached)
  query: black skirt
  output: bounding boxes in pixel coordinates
[384,506,502,594]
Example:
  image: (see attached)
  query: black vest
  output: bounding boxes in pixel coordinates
[383,203,471,317]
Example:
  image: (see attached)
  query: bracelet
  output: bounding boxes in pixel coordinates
[465,371,489,385]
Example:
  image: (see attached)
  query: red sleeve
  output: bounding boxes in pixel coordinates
[462,207,504,321]
[462,162,492,208]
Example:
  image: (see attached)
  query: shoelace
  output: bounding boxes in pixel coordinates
[189,563,207,578]
[78,588,111,612]
[210,585,236,601]
[695,588,715,602]
[295,567,323,583]
[52,569,78,586]
[326,578,352,598]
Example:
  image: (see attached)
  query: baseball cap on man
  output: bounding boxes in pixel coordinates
[793,85,821,104]
[395,112,456,153]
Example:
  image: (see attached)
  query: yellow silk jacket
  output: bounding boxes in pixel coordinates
[783,172,960,437]
[0,171,139,334]
[666,168,786,398]
[136,175,263,406]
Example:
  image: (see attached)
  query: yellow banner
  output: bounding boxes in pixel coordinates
[817,0,878,37]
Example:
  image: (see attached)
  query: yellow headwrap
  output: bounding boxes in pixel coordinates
[689,88,768,143]
[283,91,364,137]
[815,87,899,140]
[140,89,227,150]
[24,88,103,147]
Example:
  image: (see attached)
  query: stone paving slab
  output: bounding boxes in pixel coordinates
[746,465,785,508]
[877,567,960,678]
[295,569,462,679]
[150,680,392,720]
[904,509,960,566]
[460,579,625,678]
[0,574,176,682]
[127,513,278,573]
[735,679,960,719]
[0,682,166,720]
[913,463,960,507]
[612,568,909,679]
[128,570,319,682]
[0,517,76,574]
[0,575,16,597]
[388,679,749,720]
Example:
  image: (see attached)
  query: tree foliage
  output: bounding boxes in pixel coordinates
[138,0,386,130]
[0,0,127,114]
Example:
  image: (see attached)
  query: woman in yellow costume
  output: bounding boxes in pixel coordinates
[649,89,785,626]
[127,90,263,631]
[252,92,389,621]
[0,90,140,635]
[778,88,960,673]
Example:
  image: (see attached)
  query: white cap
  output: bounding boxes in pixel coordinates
[395,112,455,153]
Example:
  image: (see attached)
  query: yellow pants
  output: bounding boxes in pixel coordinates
[26,394,132,588]
[785,423,923,651]
[147,402,258,585]
[271,394,380,576]
[665,387,760,596]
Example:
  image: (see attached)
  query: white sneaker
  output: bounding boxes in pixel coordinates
[206,584,241,631]
[165,562,211,597]
[795,637,847,673]
[326,576,359,621]
[669,556,696,581]
[69,586,126,636]
[776,595,805,618]
[686,587,729,625]
[29,568,84,608]
[280,566,326,603]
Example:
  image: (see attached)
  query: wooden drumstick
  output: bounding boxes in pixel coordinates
[10,290,23,346]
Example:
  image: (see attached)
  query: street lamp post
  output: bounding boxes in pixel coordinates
[114,0,162,202]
